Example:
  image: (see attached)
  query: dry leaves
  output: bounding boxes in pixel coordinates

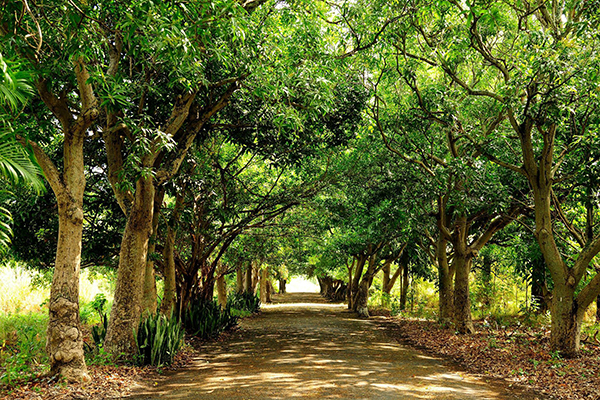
[391,318,600,400]
[0,346,196,400]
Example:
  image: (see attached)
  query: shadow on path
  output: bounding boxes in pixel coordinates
[128,293,540,400]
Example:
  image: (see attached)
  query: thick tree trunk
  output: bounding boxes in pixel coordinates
[596,296,600,324]
[260,267,270,304]
[159,224,177,316]
[353,254,378,317]
[105,176,155,357]
[29,62,97,382]
[265,270,272,303]
[551,284,581,357]
[349,255,366,310]
[216,274,227,309]
[355,277,371,318]
[251,263,260,295]
[278,278,287,294]
[244,262,253,294]
[453,215,474,334]
[46,205,88,382]
[381,262,391,308]
[236,263,244,294]
[437,235,454,322]
[453,253,474,334]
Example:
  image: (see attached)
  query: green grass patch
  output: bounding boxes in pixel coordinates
[0,312,48,387]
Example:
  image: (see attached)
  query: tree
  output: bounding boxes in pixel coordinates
[398,0,600,355]
[0,1,103,380]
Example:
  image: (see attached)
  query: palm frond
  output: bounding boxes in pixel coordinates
[0,129,45,193]
[0,191,13,254]
[0,53,34,113]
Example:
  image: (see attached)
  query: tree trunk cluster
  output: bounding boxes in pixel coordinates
[317,276,347,301]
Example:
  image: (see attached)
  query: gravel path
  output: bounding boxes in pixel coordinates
[129,292,533,399]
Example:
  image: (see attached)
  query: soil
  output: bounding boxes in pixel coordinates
[128,292,543,400]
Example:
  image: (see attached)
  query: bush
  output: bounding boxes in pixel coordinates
[227,292,260,314]
[183,299,237,339]
[135,313,183,367]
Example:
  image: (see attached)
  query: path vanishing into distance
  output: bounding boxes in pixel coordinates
[129,293,540,400]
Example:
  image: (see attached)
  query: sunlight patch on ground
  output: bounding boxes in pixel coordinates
[286,277,319,293]
[263,303,344,309]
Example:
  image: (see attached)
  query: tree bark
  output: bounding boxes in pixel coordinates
[347,257,355,307]
[400,263,409,310]
[244,262,253,294]
[260,267,270,304]
[251,262,260,295]
[236,263,245,294]
[216,265,227,309]
[278,278,287,294]
[26,60,98,382]
[437,235,454,322]
[160,223,177,316]
[453,254,474,333]
[142,189,164,315]
[551,284,581,357]
[46,204,88,382]
[349,254,367,310]
[105,176,156,357]
[353,253,378,317]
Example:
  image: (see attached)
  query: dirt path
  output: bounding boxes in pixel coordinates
[129,293,539,400]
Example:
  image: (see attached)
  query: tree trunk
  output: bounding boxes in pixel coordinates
[236,263,244,294]
[28,63,97,382]
[596,296,600,324]
[46,204,88,382]
[216,274,227,309]
[244,262,253,294]
[279,278,287,294]
[355,277,371,317]
[105,176,155,357]
[347,258,355,307]
[265,270,272,303]
[142,190,164,315]
[353,253,378,317]
[349,254,366,310]
[480,255,492,313]
[453,252,474,334]
[550,284,582,357]
[251,263,260,295]
[260,267,269,304]
[381,262,391,308]
[160,224,177,316]
[437,235,454,322]
[400,263,409,310]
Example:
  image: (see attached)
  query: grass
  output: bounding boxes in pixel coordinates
[0,261,114,387]
[0,312,48,386]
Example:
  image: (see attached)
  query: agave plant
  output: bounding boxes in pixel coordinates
[227,292,261,314]
[183,299,238,339]
[135,313,184,367]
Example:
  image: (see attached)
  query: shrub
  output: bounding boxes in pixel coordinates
[227,292,260,314]
[135,313,183,367]
[183,299,237,339]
